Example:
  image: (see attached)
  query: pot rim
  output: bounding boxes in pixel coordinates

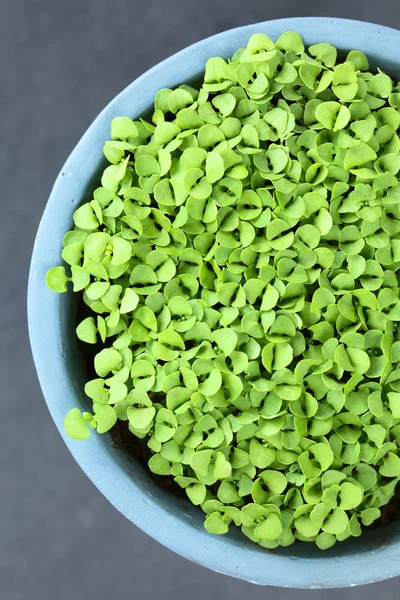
[28,17,400,588]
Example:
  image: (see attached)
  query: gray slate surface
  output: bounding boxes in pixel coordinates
[2,1,400,598]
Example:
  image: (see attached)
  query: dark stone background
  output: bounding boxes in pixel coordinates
[2,1,400,598]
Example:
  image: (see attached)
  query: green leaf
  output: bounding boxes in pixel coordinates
[205,151,225,183]
[310,42,337,67]
[76,317,98,344]
[276,31,304,54]
[46,266,69,293]
[94,348,122,377]
[190,449,214,476]
[64,408,90,440]
[339,482,363,510]
[148,454,172,475]
[344,143,377,169]
[316,532,336,550]
[261,343,293,372]
[186,482,207,505]
[380,452,400,477]
[315,102,350,131]
[119,288,139,314]
[73,203,99,230]
[204,512,229,534]
[70,265,90,292]
[254,513,283,541]
[93,403,117,433]
[154,122,180,145]
[111,116,139,140]
[388,392,400,418]
[213,451,232,479]
[127,405,156,430]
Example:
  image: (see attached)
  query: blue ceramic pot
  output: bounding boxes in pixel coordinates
[28,17,400,588]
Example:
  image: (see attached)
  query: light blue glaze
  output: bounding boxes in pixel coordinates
[28,18,400,588]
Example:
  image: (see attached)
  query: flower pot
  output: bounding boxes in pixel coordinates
[28,17,400,588]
